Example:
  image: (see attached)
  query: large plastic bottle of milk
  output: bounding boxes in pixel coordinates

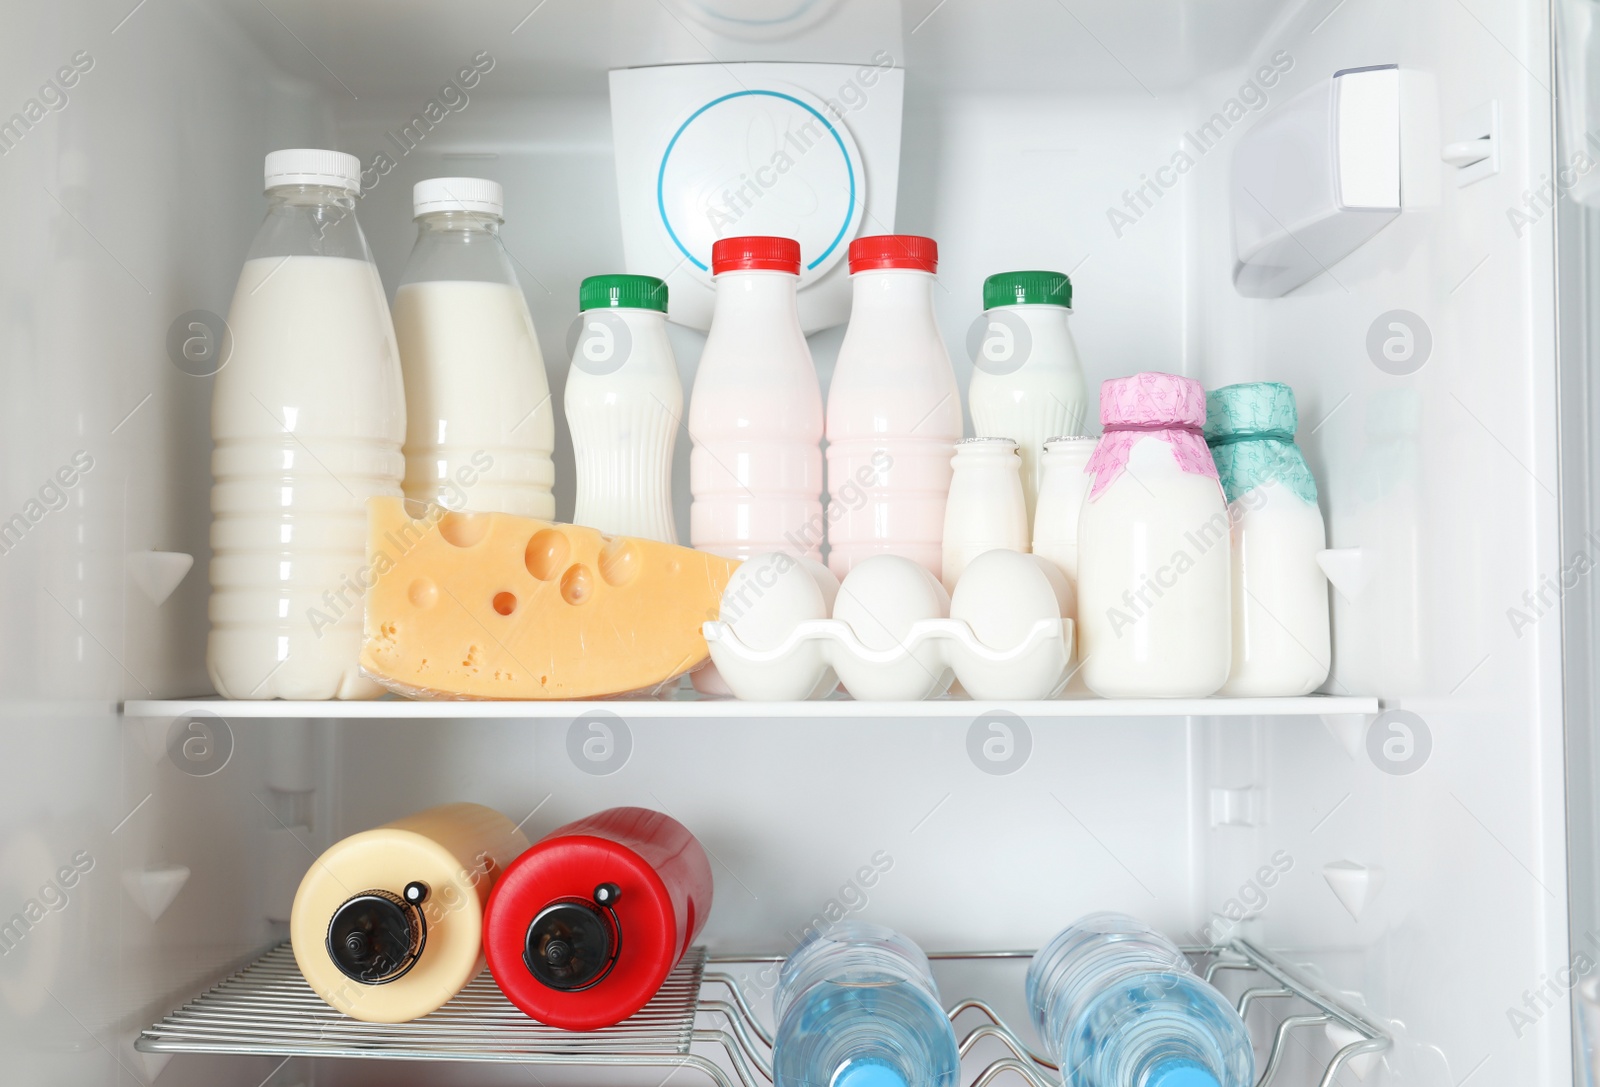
[689,236,823,562]
[1205,383,1330,696]
[565,274,681,542]
[968,271,1088,524]
[1077,373,1230,698]
[394,178,555,517]
[825,235,962,579]
[208,149,405,700]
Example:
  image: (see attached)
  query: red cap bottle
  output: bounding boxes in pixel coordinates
[484,806,714,1030]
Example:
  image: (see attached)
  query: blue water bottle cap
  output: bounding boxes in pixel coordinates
[832,1058,909,1087]
[1146,1059,1221,1087]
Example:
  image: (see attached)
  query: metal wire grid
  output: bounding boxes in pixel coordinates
[137,940,1390,1087]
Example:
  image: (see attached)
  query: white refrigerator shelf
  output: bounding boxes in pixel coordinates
[120,694,1379,719]
[136,941,1390,1087]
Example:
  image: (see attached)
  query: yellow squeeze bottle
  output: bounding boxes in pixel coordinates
[290,802,529,1022]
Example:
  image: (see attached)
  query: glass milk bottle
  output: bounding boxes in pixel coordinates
[941,438,1028,593]
[825,235,962,579]
[1077,373,1230,698]
[565,275,681,542]
[1031,436,1097,587]
[689,236,824,561]
[967,271,1088,523]
[1205,383,1330,696]
[208,149,404,700]
[393,178,555,517]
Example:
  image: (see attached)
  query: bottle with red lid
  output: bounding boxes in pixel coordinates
[688,235,825,563]
[825,235,962,578]
[483,806,714,1031]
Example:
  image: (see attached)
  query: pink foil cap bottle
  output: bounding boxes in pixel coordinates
[1076,371,1230,699]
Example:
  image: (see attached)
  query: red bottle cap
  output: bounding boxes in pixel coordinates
[711,235,802,275]
[848,234,938,274]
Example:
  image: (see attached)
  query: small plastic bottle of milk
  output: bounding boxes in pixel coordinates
[209,149,405,700]
[941,438,1028,593]
[565,274,682,542]
[1077,373,1230,698]
[1031,436,1097,588]
[394,178,555,517]
[826,235,962,580]
[967,271,1088,525]
[1205,382,1330,696]
[689,236,823,562]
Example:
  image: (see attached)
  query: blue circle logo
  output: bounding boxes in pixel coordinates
[656,89,858,275]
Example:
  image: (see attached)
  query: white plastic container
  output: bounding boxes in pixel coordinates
[940,438,1028,593]
[393,178,555,518]
[208,149,404,700]
[1205,383,1331,696]
[565,274,681,542]
[825,235,962,579]
[967,271,1088,524]
[1077,373,1230,698]
[689,236,824,562]
[1031,436,1097,587]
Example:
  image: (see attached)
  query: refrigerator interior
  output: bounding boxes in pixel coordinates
[0,0,1572,1084]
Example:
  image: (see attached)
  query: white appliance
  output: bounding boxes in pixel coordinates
[0,0,1591,1084]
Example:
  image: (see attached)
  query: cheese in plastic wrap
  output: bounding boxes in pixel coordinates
[359,497,740,700]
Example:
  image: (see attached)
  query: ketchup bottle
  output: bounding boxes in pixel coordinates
[484,806,713,1030]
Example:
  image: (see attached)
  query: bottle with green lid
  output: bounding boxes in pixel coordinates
[1204,382,1330,696]
[565,273,682,542]
[968,270,1088,526]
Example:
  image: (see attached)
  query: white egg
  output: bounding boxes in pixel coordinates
[950,550,1068,649]
[719,553,831,651]
[834,555,950,650]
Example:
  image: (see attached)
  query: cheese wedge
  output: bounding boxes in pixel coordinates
[360,497,740,700]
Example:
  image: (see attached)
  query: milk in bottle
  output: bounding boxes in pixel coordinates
[1077,373,1230,698]
[565,274,681,542]
[394,178,555,517]
[968,271,1088,524]
[208,149,404,700]
[1205,383,1330,696]
[825,235,961,579]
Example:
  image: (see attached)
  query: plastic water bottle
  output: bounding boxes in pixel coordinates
[773,921,959,1087]
[1026,913,1255,1087]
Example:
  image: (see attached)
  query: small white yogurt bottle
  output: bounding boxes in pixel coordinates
[1205,382,1330,696]
[1031,436,1097,589]
[941,437,1028,594]
[1077,373,1230,698]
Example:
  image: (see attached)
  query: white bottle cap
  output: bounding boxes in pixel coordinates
[264,149,361,193]
[413,177,504,218]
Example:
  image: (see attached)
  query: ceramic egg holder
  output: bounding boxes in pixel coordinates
[702,551,1076,701]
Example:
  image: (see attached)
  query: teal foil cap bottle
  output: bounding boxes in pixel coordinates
[1203,382,1317,506]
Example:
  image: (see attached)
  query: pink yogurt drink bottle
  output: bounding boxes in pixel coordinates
[689,236,825,563]
[824,235,962,579]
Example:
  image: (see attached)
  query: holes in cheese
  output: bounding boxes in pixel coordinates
[525,529,569,580]
[360,497,741,700]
